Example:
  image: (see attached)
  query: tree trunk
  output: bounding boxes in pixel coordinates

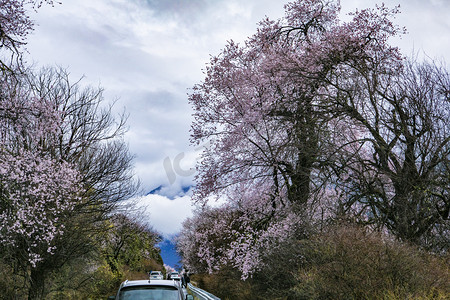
[28,268,45,300]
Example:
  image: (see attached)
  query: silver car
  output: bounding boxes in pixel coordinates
[108,279,194,300]
[150,271,164,280]
[168,271,181,281]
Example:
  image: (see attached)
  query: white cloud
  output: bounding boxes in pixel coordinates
[133,194,194,237]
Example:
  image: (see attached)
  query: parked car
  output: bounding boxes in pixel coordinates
[150,271,164,280]
[168,271,181,281]
[108,279,194,300]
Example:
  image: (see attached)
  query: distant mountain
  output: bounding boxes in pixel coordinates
[158,238,182,269]
[147,185,191,199]
[147,185,164,195]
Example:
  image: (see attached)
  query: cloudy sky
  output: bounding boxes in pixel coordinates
[25,0,449,238]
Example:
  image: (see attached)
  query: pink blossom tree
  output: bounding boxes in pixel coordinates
[0,1,140,298]
[0,74,80,259]
[0,66,138,299]
[0,74,83,298]
[186,0,406,278]
[190,0,404,210]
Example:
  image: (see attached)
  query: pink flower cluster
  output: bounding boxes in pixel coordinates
[0,151,81,267]
[0,79,81,267]
[0,0,33,50]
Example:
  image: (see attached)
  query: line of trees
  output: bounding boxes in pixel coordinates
[0,1,162,299]
[177,0,449,297]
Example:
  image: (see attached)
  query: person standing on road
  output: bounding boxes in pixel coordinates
[183,271,190,288]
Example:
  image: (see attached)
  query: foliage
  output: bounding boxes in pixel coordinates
[189,0,405,209]
[0,0,57,72]
[42,213,164,300]
[0,107,81,268]
[45,257,120,300]
[192,224,449,300]
[0,65,141,298]
[0,69,86,299]
[0,211,164,300]
[286,225,449,300]
[0,69,82,270]
[101,213,163,275]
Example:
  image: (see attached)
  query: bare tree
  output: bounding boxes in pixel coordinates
[27,66,139,208]
[328,58,449,247]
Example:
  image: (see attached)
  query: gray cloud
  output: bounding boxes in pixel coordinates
[141,0,209,18]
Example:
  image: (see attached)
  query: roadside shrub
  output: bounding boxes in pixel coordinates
[0,260,27,299]
[289,225,449,299]
[191,267,255,300]
[186,224,448,300]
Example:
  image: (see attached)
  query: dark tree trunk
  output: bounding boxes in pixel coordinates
[28,268,45,300]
